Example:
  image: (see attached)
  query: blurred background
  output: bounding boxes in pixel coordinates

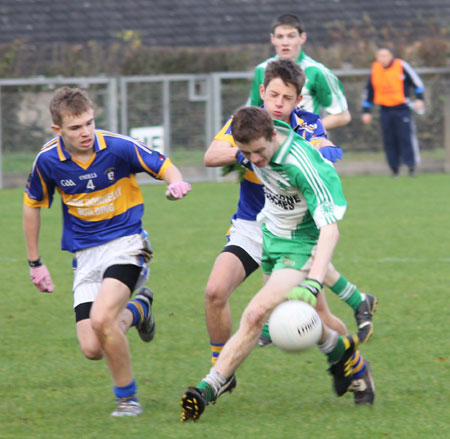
[1,0,449,187]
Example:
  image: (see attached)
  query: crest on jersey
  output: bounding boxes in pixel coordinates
[105,167,116,181]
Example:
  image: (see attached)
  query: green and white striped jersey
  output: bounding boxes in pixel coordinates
[254,120,347,240]
[249,51,348,115]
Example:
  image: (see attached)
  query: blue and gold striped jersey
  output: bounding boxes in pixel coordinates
[24,129,172,252]
[215,108,327,222]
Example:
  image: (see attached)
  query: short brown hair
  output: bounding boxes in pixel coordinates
[232,106,274,145]
[49,87,94,126]
[264,58,306,96]
[271,14,305,34]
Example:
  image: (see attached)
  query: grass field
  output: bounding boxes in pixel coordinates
[2,149,208,173]
[1,175,449,439]
[1,148,446,173]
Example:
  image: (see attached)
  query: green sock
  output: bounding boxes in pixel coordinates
[261,321,270,338]
[197,380,214,404]
[327,335,346,363]
[330,275,363,311]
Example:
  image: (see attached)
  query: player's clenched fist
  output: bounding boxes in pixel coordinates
[166,181,191,200]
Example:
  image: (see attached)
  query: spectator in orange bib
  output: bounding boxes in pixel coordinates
[361,48,425,177]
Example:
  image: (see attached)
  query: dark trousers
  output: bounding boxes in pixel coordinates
[380,106,418,173]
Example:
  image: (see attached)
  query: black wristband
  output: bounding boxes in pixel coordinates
[28,257,42,268]
[305,278,324,290]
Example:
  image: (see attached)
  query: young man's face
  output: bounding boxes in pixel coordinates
[236,130,278,168]
[52,108,96,156]
[270,25,306,61]
[260,78,302,123]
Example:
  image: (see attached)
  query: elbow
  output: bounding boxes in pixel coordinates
[334,110,351,128]
[203,152,213,167]
[341,110,351,126]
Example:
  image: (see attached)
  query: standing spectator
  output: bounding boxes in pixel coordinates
[23,87,191,416]
[248,13,351,130]
[362,48,425,177]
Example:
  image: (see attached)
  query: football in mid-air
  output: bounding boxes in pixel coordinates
[269,300,322,352]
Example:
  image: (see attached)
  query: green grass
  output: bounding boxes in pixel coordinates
[1,149,207,174]
[1,175,449,439]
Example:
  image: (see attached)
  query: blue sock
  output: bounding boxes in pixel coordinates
[351,352,366,379]
[127,299,149,327]
[114,379,138,402]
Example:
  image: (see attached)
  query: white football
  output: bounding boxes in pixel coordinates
[269,300,322,352]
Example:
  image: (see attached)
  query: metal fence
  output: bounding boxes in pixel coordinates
[1,67,450,188]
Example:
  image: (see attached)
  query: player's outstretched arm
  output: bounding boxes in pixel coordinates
[23,205,55,293]
[307,222,340,284]
[287,223,339,306]
[163,164,191,200]
[321,110,351,130]
[204,139,237,167]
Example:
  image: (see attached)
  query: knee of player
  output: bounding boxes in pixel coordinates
[79,342,103,360]
[204,280,229,306]
[90,314,115,338]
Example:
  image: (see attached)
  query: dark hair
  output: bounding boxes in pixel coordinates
[264,58,306,96]
[271,14,305,34]
[232,106,274,145]
[49,87,94,126]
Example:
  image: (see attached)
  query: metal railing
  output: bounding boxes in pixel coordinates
[1,67,449,188]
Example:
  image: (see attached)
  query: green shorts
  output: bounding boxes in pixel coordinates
[261,225,317,275]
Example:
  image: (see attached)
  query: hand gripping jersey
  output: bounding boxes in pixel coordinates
[24,129,172,252]
[254,120,347,240]
[214,108,328,223]
[249,51,348,115]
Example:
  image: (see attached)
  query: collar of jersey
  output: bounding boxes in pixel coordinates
[290,111,302,130]
[56,130,107,161]
[296,50,305,63]
[271,120,294,165]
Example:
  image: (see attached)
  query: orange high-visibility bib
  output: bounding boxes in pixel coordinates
[371,59,406,107]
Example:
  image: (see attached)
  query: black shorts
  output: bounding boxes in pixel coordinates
[221,245,259,278]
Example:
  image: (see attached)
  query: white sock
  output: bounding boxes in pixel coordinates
[317,329,338,355]
[204,367,227,394]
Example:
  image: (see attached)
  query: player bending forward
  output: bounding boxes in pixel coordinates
[180,107,374,422]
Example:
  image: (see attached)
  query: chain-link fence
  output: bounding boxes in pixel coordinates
[1,67,449,188]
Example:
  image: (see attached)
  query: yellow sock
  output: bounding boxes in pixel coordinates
[210,342,224,365]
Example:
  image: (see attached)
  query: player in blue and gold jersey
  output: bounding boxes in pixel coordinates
[202,59,376,374]
[23,87,191,417]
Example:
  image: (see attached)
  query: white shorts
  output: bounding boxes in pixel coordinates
[225,218,263,266]
[72,232,150,308]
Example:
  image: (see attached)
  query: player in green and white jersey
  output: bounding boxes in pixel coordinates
[180,107,375,422]
[248,13,351,130]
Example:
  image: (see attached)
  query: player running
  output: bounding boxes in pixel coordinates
[23,87,191,416]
